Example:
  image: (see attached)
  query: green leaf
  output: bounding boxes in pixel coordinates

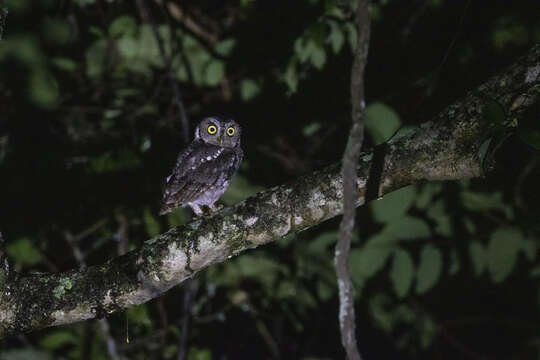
[368,294,393,332]
[415,183,442,209]
[469,241,487,276]
[138,25,164,67]
[302,122,322,137]
[127,304,152,327]
[51,57,77,71]
[86,39,107,78]
[391,250,415,298]
[365,102,402,145]
[214,38,236,56]
[283,61,299,93]
[427,200,452,237]
[345,22,357,51]
[29,70,59,109]
[521,238,537,262]
[0,349,52,360]
[370,185,416,223]
[449,250,461,275]
[350,234,394,280]
[276,280,296,299]
[117,36,138,59]
[383,216,431,241]
[307,232,336,253]
[164,345,178,359]
[310,45,326,69]
[461,191,513,219]
[42,18,72,45]
[90,150,142,173]
[6,237,42,266]
[234,256,288,288]
[205,60,225,86]
[143,208,160,237]
[240,79,261,101]
[328,21,345,54]
[109,15,137,37]
[295,38,311,63]
[316,280,334,301]
[487,227,523,283]
[39,331,77,350]
[187,347,212,360]
[415,245,442,294]
[420,316,437,349]
[167,208,191,228]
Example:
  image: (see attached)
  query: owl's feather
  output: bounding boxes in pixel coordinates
[159,139,243,215]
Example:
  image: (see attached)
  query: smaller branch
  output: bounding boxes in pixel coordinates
[176,279,199,360]
[164,2,219,45]
[137,0,190,145]
[0,6,7,40]
[115,210,129,256]
[99,318,120,360]
[335,0,370,360]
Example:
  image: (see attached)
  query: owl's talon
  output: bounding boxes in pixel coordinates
[209,204,224,212]
[189,204,204,217]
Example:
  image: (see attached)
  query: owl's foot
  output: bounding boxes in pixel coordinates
[189,204,204,217]
[208,203,224,212]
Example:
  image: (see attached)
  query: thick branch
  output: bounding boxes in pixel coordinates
[0,44,539,338]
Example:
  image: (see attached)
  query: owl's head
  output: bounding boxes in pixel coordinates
[195,117,241,148]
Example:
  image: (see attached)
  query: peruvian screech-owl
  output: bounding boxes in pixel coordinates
[159,117,243,216]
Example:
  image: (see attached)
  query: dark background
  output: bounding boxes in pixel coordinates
[1,0,540,359]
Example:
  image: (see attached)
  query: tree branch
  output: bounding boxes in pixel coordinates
[0,44,538,338]
[336,0,370,359]
[137,0,191,145]
[0,6,6,41]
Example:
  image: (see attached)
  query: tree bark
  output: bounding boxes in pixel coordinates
[0,43,538,338]
[336,0,370,359]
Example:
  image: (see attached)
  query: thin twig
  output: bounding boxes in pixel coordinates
[164,2,219,45]
[137,0,190,145]
[177,279,199,360]
[335,0,370,359]
[0,6,7,41]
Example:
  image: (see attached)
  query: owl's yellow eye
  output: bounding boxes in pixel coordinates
[207,125,217,135]
[227,127,235,136]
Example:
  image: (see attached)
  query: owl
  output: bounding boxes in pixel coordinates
[159,117,243,216]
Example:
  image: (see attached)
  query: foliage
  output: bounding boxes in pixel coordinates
[1,0,540,359]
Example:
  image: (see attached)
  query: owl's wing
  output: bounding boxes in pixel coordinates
[160,144,242,214]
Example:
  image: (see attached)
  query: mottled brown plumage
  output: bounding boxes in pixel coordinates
[160,117,243,216]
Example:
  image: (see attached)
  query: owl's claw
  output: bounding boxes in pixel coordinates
[208,203,224,212]
[189,204,204,217]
